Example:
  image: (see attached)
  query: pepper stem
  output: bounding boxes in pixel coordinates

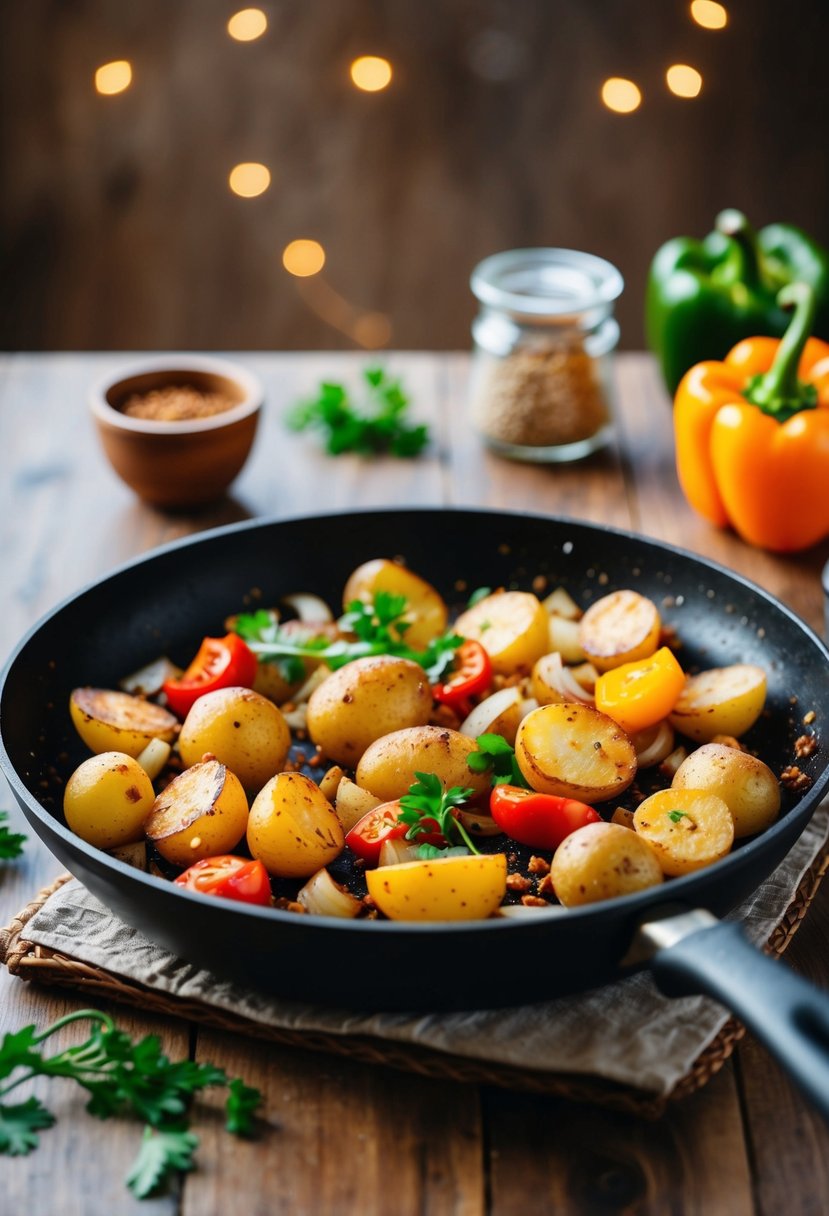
[746,284,817,419]
[715,209,763,290]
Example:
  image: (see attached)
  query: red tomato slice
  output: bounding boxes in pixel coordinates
[163,633,257,717]
[345,800,444,865]
[433,640,493,712]
[174,855,272,906]
[490,785,601,851]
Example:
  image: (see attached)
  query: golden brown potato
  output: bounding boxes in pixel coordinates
[70,688,178,758]
[578,590,660,673]
[64,751,155,850]
[668,665,767,743]
[178,686,290,793]
[633,788,734,876]
[247,772,344,878]
[355,725,492,803]
[342,559,448,649]
[145,759,249,866]
[671,742,780,837]
[306,656,431,768]
[551,822,663,907]
[454,590,550,675]
[515,703,637,802]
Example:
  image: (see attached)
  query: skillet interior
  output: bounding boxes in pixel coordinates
[2,508,828,1011]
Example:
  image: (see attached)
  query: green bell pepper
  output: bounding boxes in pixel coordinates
[645,209,829,395]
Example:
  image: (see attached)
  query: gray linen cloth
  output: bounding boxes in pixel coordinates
[22,803,828,1096]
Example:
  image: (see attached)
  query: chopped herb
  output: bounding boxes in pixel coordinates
[0,812,26,860]
[667,810,689,823]
[287,367,430,458]
[397,772,479,854]
[0,1010,261,1200]
[414,843,471,860]
[467,733,530,788]
[466,586,492,609]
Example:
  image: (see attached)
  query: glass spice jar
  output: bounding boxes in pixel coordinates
[469,248,624,461]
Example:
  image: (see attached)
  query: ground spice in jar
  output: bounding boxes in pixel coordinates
[474,338,609,449]
[121,384,238,422]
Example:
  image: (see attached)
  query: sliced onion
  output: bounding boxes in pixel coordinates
[290,664,331,707]
[119,656,182,697]
[456,808,504,838]
[459,687,522,741]
[545,652,595,706]
[335,779,382,833]
[281,704,308,732]
[136,738,172,780]
[547,616,585,664]
[378,838,419,866]
[569,662,599,694]
[658,745,689,779]
[297,868,362,918]
[633,721,675,769]
[542,587,582,621]
[496,904,566,919]
[281,593,334,624]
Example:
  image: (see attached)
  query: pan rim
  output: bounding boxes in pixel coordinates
[2,506,828,936]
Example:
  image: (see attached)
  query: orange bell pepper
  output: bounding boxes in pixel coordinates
[674,283,829,551]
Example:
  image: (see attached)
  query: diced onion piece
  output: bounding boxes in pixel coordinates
[290,664,331,706]
[543,587,582,621]
[378,837,419,866]
[107,840,148,869]
[548,616,586,664]
[520,697,540,718]
[319,765,346,801]
[136,737,172,780]
[281,593,334,624]
[610,807,635,830]
[570,662,599,693]
[335,778,382,833]
[632,721,675,769]
[297,868,362,918]
[459,686,523,743]
[281,704,308,731]
[119,656,183,697]
[546,652,595,705]
[658,745,688,779]
[456,808,504,837]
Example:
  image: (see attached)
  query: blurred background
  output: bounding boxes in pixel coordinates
[2,0,828,353]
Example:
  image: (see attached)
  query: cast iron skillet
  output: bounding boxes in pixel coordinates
[2,509,829,1118]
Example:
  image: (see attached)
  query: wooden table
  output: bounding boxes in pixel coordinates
[2,352,828,1215]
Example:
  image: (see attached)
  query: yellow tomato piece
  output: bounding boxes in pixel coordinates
[594,646,685,735]
[342,559,448,649]
[454,591,549,675]
[366,853,507,921]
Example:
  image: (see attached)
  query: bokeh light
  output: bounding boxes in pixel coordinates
[283,239,326,277]
[227,9,268,41]
[228,162,271,197]
[95,61,132,96]
[353,312,392,349]
[690,1,728,30]
[600,78,642,114]
[350,56,393,92]
[667,64,703,98]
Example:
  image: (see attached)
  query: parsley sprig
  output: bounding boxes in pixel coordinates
[0,1010,261,1199]
[0,812,26,860]
[397,772,480,855]
[467,733,530,788]
[236,591,462,683]
[287,368,430,458]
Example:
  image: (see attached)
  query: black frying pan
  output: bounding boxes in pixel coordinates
[2,510,829,1117]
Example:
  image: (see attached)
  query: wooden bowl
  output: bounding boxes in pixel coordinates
[90,355,263,509]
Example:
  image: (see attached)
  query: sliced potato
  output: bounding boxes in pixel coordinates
[366,853,507,921]
[578,590,661,673]
[633,788,734,876]
[70,688,178,758]
[547,615,586,664]
[145,760,249,866]
[306,655,432,768]
[668,664,767,743]
[458,686,523,744]
[343,559,448,649]
[671,742,780,838]
[247,772,344,878]
[64,751,156,849]
[178,686,291,793]
[355,725,492,803]
[335,776,382,832]
[455,591,550,675]
[515,703,637,802]
[551,822,663,907]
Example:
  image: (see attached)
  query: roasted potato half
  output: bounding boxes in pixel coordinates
[355,725,492,803]
[70,687,178,758]
[578,590,660,673]
[454,590,550,676]
[633,788,734,876]
[515,703,637,802]
[671,742,780,838]
[145,760,249,866]
[668,664,767,743]
[342,559,448,649]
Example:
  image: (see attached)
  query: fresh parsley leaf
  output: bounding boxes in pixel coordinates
[0,1098,55,1155]
[0,1025,41,1082]
[466,586,492,609]
[0,812,26,860]
[667,810,689,823]
[287,367,430,458]
[467,734,530,788]
[415,843,470,860]
[225,1078,262,1137]
[125,1125,199,1199]
[340,592,410,646]
[398,771,478,853]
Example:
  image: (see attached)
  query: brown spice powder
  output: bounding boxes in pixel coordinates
[122,384,238,422]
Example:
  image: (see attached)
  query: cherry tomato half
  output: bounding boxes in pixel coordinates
[174,855,272,906]
[490,785,601,851]
[433,640,493,712]
[345,800,444,865]
[594,646,685,736]
[163,633,257,718]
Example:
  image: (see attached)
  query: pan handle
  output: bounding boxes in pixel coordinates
[645,913,829,1123]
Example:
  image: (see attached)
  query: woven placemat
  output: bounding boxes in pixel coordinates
[3,846,828,1118]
